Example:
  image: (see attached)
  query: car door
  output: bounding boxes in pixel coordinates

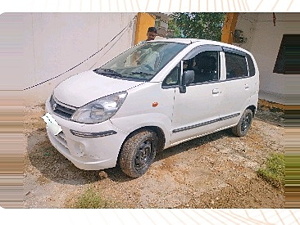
[217,48,254,129]
[168,45,224,145]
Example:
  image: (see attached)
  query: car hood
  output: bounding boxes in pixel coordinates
[53,70,143,107]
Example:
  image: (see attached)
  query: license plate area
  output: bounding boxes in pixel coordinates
[42,113,63,136]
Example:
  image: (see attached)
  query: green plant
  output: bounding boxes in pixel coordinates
[72,188,109,208]
[257,153,285,188]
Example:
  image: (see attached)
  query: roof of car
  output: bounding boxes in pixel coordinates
[151,38,209,44]
[151,38,251,54]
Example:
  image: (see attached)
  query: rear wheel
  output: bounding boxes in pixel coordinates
[232,109,253,137]
[119,129,158,178]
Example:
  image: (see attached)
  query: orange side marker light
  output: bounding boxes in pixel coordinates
[152,102,159,107]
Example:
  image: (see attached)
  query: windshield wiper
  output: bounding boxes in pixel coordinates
[131,71,153,76]
[94,68,123,77]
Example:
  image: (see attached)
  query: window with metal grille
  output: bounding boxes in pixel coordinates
[273,34,300,74]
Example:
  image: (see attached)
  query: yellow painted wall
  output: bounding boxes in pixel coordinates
[221,13,239,44]
[134,13,156,45]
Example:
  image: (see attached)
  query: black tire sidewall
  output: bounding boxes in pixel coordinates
[119,130,158,178]
[238,109,253,136]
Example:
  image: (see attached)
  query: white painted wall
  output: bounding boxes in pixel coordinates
[1,13,136,105]
[232,14,258,51]
[235,13,300,104]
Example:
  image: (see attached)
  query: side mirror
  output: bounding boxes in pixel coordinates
[179,70,195,93]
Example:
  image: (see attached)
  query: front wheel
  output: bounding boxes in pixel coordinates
[119,129,158,178]
[232,109,253,137]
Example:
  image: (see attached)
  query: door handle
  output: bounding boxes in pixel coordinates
[245,84,249,90]
[212,88,220,94]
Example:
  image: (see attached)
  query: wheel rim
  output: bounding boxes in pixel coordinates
[241,113,252,132]
[134,140,153,170]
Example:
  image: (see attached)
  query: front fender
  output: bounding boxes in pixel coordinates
[110,113,172,147]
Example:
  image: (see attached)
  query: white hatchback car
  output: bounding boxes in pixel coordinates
[43,38,259,178]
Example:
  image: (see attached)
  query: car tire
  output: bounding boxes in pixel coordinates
[232,109,253,137]
[119,129,158,178]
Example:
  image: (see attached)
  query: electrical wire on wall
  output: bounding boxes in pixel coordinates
[23,15,137,91]
[88,21,133,70]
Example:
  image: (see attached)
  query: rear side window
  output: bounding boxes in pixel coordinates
[246,54,256,76]
[225,52,248,79]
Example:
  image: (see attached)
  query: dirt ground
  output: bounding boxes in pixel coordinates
[24,105,284,208]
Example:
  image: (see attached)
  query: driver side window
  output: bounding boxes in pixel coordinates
[189,51,219,83]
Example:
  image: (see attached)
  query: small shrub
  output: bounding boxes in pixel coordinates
[72,188,109,208]
[257,153,284,188]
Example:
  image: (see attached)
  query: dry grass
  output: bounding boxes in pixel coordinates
[71,188,111,208]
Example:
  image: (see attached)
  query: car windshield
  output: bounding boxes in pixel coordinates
[94,42,187,81]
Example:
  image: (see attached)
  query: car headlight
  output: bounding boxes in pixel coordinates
[71,91,127,124]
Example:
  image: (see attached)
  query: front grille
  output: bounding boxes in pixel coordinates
[56,132,68,149]
[50,95,76,119]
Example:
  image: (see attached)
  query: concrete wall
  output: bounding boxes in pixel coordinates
[232,14,258,51]
[1,13,136,105]
[235,13,300,104]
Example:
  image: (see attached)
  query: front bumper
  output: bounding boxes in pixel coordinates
[44,101,127,170]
